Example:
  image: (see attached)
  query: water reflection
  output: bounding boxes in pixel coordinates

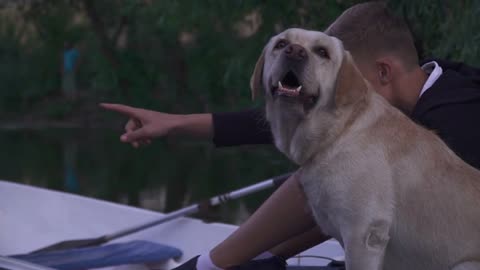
[0,128,295,224]
[63,140,79,193]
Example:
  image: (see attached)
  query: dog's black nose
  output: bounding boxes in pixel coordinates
[284,44,307,61]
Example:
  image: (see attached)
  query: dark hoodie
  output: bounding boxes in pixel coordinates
[212,59,480,169]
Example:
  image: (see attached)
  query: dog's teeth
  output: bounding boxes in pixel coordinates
[278,81,283,89]
[296,86,302,92]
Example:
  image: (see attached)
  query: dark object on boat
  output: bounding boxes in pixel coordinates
[170,255,345,270]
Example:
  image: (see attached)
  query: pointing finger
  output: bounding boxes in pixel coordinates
[100,103,142,119]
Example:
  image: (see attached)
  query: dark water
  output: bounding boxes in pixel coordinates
[0,128,295,224]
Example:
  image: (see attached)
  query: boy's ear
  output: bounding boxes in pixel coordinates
[375,58,393,85]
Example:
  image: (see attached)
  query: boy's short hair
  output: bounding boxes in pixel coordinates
[326,1,418,70]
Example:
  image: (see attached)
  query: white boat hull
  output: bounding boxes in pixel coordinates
[0,180,344,268]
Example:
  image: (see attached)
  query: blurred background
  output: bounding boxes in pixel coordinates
[0,0,479,224]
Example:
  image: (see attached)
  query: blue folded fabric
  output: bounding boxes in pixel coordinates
[12,240,182,270]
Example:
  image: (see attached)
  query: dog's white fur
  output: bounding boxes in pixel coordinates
[251,28,480,270]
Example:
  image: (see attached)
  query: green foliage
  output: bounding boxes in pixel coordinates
[0,0,479,114]
[389,0,480,66]
[41,101,75,120]
[0,1,83,112]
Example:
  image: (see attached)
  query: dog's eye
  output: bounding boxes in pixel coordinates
[314,47,329,59]
[274,39,288,49]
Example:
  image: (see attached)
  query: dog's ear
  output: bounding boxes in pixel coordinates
[250,49,265,100]
[334,51,369,107]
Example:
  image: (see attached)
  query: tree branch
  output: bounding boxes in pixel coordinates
[82,0,120,69]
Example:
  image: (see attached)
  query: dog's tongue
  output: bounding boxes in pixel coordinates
[277,82,302,97]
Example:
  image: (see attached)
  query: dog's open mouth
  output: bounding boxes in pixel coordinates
[273,71,302,97]
[270,70,319,111]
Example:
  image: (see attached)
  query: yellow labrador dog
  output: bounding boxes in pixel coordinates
[251,28,480,270]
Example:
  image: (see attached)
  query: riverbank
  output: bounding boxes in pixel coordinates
[0,94,124,130]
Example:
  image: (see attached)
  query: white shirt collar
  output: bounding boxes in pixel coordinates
[419,61,443,97]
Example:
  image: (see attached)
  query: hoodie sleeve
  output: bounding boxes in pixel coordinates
[419,100,480,170]
[212,108,273,147]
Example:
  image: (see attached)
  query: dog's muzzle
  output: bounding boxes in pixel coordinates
[271,70,318,110]
[269,44,318,110]
[275,71,302,97]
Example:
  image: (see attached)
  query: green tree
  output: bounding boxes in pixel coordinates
[1,0,479,117]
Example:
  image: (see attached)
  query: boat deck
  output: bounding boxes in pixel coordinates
[0,180,345,270]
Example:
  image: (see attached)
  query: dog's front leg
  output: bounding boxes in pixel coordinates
[342,219,390,270]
